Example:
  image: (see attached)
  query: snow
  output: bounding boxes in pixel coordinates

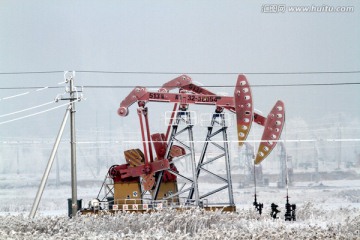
[1,172,360,239]
[0,206,359,239]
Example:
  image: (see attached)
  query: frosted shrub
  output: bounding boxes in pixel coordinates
[1,206,360,239]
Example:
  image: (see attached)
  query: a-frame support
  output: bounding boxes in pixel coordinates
[188,111,234,206]
[153,110,200,206]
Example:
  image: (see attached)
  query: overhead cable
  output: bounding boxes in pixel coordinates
[0,101,55,118]
[0,101,78,125]
[0,84,63,101]
[1,82,360,91]
[0,70,359,75]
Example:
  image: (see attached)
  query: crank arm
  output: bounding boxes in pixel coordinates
[119,159,170,178]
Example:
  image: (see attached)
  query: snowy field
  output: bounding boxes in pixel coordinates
[1,173,360,239]
[1,205,360,239]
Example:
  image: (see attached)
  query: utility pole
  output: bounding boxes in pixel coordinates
[56,154,60,187]
[295,133,299,169]
[17,145,20,175]
[337,125,342,169]
[336,113,342,170]
[29,71,83,218]
[69,72,79,217]
[62,71,83,217]
[313,139,319,182]
[96,111,100,176]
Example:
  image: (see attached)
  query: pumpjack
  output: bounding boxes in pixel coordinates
[83,74,285,213]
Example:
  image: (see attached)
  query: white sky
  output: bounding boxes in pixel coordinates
[0,0,359,139]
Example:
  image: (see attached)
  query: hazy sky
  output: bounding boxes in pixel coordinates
[0,0,359,140]
[2,1,360,216]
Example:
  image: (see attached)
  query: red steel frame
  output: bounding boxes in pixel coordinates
[113,74,285,191]
[118,74,285,165]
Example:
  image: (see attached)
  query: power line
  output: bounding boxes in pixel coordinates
[1,70,359,90]
[0,81,67,99]
[0,91,31,100]
[77,70,360,75]
[0,70,359,75]
[0,86,62,90]
[0,71,64,75]
[1,82,359,91]
[0,101,77,126]
[82,82,360,88]
[0,101,55,118]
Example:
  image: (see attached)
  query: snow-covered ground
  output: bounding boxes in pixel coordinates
[1,172,360,239]
[0,204,359,239]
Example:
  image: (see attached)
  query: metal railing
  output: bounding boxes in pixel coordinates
[88,197,209,212]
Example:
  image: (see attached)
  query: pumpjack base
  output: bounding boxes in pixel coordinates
[80,205,236,215]
[113,182,142,200]
[152,181,179,203]
[204,205,236,212]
